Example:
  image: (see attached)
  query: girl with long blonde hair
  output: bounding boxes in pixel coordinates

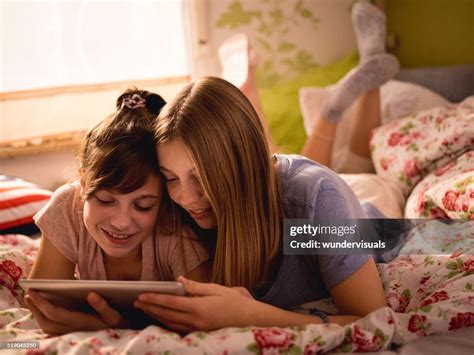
[134,77,387,332]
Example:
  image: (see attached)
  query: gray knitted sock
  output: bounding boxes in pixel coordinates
[321,54,399,122]
[352,1,386,60]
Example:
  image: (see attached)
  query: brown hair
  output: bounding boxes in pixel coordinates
[155,77,283,288]
[79,87,166,199]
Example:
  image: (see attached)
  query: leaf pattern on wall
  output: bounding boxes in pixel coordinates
[216,2,262,29]
[216,0,321,87]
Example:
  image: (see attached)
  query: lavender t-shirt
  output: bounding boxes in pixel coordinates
[253,155,373,309]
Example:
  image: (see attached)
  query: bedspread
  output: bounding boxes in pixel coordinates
[0,234,473,354]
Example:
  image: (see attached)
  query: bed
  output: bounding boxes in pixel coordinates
[1,61,474,354]
[0,225,473,354]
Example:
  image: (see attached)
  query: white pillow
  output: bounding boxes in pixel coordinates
[299,80,450,173]
[339,173,405,218]
[379,80,450,124]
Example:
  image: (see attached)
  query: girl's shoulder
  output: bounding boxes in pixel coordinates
[275,154,366,219]
[275,154,345,195]
[49,180,82,205]
[33,180,85,267]
[34,180,83,228]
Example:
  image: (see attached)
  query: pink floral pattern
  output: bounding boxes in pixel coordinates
[426,172,474,219]
[252,328,293,352]
[419,291,449,308]
[448,312,474,331]
[407,314,430,336]
[386,290,410,313]
[0,259,23,296]
[371,96,474,196]
[405,150,474,218]
[0,234,473,354]
[344,325,380,352]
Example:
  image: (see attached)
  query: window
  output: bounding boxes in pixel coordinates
[0,0,193,146]
[1,0,189,92]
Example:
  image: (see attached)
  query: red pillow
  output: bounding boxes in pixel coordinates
[0,175,52,235]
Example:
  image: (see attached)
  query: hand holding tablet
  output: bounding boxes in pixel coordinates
[20,279,186,311]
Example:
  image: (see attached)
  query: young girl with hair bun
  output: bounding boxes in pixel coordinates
[25,88,208,334]
[133,76,388,332]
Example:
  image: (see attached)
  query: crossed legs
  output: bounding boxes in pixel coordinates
[219,2,398,171]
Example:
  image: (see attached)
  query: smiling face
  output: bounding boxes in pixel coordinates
[83,174,162,259]
[157,139,217,230]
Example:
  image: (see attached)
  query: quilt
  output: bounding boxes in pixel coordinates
[0,233,473,354]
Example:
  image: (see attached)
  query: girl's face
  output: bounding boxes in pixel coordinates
[157,139,217,230]
[83,174,162,259]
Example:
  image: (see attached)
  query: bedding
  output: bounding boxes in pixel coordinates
[404,150,473,219]
[0,234,472,354]
[397,220,473,257]
[370,96,474,197]
[339,174,405,218]
[425,172,474,220]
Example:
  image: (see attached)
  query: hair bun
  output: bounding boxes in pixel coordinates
[146,94,166,116]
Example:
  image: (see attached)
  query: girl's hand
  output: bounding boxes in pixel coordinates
[232,286,253,299]
[24,290,128,335]
[134,276,257,332]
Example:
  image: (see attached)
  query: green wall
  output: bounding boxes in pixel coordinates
[387,0,474,67]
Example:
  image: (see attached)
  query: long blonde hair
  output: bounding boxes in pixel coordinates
[155,77,283,288]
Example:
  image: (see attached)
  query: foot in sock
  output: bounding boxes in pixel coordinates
[321,53,399,122]
[218,33,261,111]
[218,33,259,90]
[352,0,386,60]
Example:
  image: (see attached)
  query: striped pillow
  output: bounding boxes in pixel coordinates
[0,175,52,235]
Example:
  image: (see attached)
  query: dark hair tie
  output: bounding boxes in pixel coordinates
[146,94,167,116]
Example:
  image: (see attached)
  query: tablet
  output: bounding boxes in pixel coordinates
[20,279,186,311]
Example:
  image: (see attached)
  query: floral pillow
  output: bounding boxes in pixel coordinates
[404,150,474,218]
[426,172,474,219]
[370,96,474,196]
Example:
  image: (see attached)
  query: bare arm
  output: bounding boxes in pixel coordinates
[301,116,337,167]
[134,275,373,332]
[234,299,360,328]
[254,258,387,327]
[329,257,387,316]
[26,235,129,334]
[29,234,75,279]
